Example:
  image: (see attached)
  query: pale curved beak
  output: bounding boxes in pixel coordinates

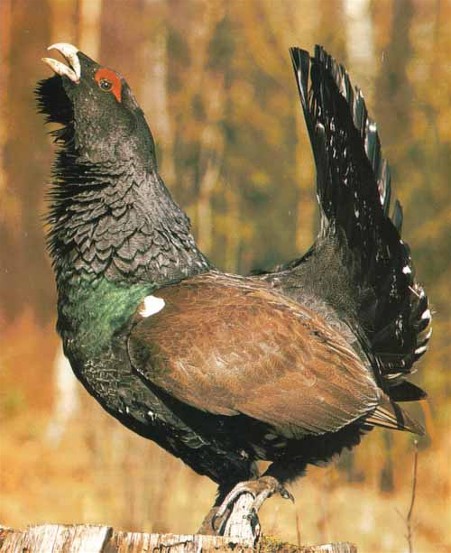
[42,43,81,83]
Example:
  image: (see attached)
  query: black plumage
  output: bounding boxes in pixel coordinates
[37,43,431,534]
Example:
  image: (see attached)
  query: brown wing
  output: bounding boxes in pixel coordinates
[128,273,380,437]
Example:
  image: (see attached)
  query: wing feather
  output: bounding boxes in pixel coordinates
[128,273,380,437]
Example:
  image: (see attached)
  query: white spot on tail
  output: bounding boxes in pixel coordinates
[415,344,428,355]
[139,295,165,318]
[402,265,412,275]
[421,308,431,321]
[386,372,403,380]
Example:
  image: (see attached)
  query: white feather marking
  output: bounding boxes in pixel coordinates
[421,308,431,321]
[386,372,403,380]
[415,344,428,355]
[139,295,165,318]
[402,265,412,275]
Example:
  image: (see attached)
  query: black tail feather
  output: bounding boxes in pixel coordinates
[287,46,431,395]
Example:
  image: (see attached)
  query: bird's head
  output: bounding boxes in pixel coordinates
[36,43,156,168]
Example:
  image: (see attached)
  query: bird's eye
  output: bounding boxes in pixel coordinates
[99,79,112,92]
[94,68,122,102]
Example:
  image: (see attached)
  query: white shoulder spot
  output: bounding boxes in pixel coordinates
[139,295,165,318]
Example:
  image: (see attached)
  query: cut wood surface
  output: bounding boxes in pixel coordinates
[0,523,357,553]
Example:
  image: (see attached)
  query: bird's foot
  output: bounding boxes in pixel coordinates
[211,475,294,540]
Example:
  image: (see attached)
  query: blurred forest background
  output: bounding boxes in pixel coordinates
[0,0,450,552]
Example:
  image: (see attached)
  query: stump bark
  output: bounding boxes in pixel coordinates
[0,523,357,553]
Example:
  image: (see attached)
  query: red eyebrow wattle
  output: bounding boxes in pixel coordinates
[95,68,122,102]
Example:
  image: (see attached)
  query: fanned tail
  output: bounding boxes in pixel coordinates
[285,46,431,404]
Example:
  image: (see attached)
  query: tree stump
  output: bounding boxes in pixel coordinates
[0,523,357,553]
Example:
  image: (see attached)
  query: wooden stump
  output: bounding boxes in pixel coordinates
[0,523,357,552]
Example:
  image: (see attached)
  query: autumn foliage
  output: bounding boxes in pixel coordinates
[0,1,449,552]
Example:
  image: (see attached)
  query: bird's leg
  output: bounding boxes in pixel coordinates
[198,480,241,536]
[211,475,294,539]
[199,462,261,537]
[198,481,251,536]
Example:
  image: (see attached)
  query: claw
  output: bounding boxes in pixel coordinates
[280,487,295,502]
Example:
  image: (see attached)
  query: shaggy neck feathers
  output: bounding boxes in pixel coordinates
[48,153,211,290]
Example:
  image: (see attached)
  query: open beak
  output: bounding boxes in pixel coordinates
[42,43,81,83]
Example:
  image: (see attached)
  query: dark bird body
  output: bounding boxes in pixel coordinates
[37,43,431,531]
